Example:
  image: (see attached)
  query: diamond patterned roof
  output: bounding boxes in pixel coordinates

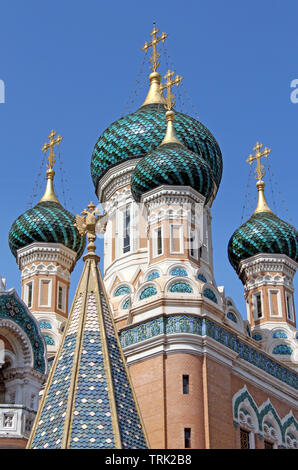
[91,103,222,193]
[228,211,298,272]
[8,201,86,260]
[27,251,148,449]
[131,142,215,202]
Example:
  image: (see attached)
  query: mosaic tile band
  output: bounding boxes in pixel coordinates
[119,315,298,390]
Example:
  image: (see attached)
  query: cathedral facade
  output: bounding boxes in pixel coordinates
[1,28,297,449]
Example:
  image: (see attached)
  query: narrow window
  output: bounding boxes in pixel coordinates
[286,294,293,321]
[183,375,189,394]
[270,290,280,317]
[184,428,191,448]
[189,231,197,259]
[264,440,274,449]
[256,293,262,318]
[157,227,162,256]
[40,280,51,307]
[27,282,33,308]
[58,286,63,310]
[170,225,182,254]
[240,428,250,449]
[123,205,130,254]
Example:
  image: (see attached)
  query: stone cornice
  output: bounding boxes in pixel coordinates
[239,253,298,284]
[141,185,205,209]
[97,158,141,203]
[17,243,77,272]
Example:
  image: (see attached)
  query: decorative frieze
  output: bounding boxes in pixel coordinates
[120,315,298,390]
[17,243,77,272]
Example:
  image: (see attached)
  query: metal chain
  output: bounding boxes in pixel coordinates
[121,51,148,117]
[162,42,201,121]
[57,148,75,212]
[266,165,278,214]
[240,164,253,223]
[27,150,47,209]
[266,165,294,224]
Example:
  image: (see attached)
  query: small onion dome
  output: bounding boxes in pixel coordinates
[131,110,216,203]
[228,183,298,272]
[9,169,86,260]
[91,73,222,193]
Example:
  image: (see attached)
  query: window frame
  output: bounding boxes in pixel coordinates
[25,280,34,308]
[152,226,164,258]
[170,224,184,255]
[38,278,52,308]
[252,291,264,320]
[57,281,66,313]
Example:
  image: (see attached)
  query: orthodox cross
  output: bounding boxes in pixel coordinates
[42,130,63,169]
[246,142,271,181]
[142,25,168,72]
[160,70,183,110]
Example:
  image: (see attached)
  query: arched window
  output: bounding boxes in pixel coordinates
[122,298,131,310]
[272,344,292,355]
[169,282,193,293]
[203,288,218,304]
[114,285,131,297]
[146,271,160,281]
[197,273,207,283]
[227,311,237,323]
[170,267,188,277]
[43,335,55,346]
[252,333,262,341]
[39,321,52,329]
[272,330,288,339]
[139,286,157,300]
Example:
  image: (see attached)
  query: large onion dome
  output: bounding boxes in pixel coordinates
[228,181,298,272]
[91,73,222,193]
[9,169,86,260]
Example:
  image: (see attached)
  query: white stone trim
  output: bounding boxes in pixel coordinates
[97,158,141,202]
[21,262,70,282]
[17,242,77,272]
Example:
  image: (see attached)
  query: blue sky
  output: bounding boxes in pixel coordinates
[0,0,297,320]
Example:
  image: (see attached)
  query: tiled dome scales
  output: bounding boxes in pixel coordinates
[27,202,148,449]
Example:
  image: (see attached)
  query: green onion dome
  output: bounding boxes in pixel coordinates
[131,141,215,203]
[91,103,222,193]
[8,170,86,261]
[228,211,298,272]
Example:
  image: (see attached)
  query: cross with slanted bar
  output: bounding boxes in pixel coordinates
[42,130,63,170]
[160,70,183,110]
[246,142,271,181]
[142,25,168,72]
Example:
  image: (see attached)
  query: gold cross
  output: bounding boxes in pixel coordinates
[142,25,168,72]
[160,70,183,110]
[42,130,63,170]
[246,142,271,181]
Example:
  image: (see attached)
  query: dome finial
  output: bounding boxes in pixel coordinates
[160,70,183,145]
[39,130,63,203]
[140,25,168,107]
[75,201,106,256]
[246,141,273,214]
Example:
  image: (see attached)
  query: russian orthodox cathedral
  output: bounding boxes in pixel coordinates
[0,27,297,449]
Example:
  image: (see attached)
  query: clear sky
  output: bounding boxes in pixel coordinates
[0,0,297,321]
